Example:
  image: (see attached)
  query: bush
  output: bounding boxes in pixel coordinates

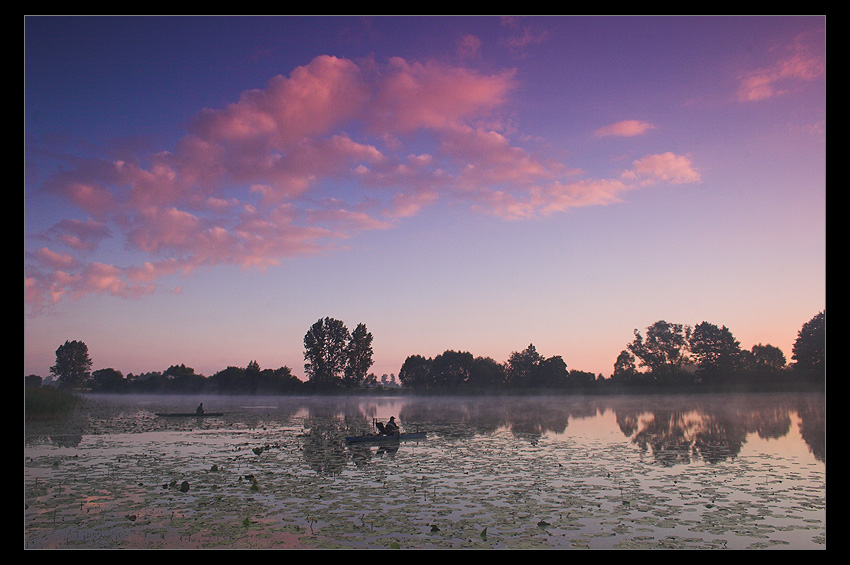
[25,387,80,420]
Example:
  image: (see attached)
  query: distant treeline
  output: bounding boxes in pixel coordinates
[25,312,824,395]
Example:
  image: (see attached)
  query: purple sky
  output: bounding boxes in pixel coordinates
[25,16,825,380]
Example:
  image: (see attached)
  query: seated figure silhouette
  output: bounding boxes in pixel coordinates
[376,416,400,435]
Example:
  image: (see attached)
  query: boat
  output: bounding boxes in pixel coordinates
[345,417,427,443]
[155,412,224,417]
[345,431,427,443]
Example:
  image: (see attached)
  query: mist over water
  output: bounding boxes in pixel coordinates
[25,392,825,549]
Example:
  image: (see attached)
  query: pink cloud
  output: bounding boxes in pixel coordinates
[124,206,203,254]
[64,181,116,216]
[76,262,149,298]
[539,179,633,215]
[369,57,516,133]
[386,189,440,219]
[736,32,824,102]
[594,120,656,137]
[190,55,369,147]
[24,276,43,306]
[32,247,77,270]
[626,152,701,185]
[470,178,635,221]
[471,189,538,221]
[24,275,65,309]
[447,126,573,184]
[26,262,156,310]
[467,151,699,220]
[126,259,184,283]
[304,206,395,234]
[26,53,701,309]
[47,218,111,251]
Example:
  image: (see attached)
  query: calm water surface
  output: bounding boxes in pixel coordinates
[24,392,825,549]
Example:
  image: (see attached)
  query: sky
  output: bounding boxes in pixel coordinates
[24,16,826,381]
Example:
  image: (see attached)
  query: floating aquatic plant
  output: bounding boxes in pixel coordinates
[24,396,826,550]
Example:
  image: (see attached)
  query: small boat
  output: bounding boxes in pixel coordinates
[155,412,224,417]
[346,417,426,443]
[345,432,427,443]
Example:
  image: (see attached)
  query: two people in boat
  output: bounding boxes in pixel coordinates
[376,416,400,436]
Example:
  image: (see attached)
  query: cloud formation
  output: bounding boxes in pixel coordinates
[594,120,656,138]
[25,53,701,310]
[737,31,824,102]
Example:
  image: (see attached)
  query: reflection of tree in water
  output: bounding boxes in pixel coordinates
[370,393,826,460]
[299,398,419,472]
[24,433,83,448]
[346,442,374,468]
[25,432,83,448]
[631,410,698,466]
[616,412,640,438]
[52,434,83,448]
[504,399,573,445]
[796,395,825,462]
[746,405,792,441]
[301,416,347,475]
[692,414,748,464]
[398,396,594,444]
[626,403,757,466]
[616,394,826,466]
[398,397,500,440]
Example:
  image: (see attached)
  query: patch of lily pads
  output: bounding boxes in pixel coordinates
[25,403,825,549]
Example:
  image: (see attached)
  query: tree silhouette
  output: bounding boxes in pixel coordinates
[628,321,691,382]
[690,321,742,384]
[792,311,825,383]
[344,323,374,387]
[50,340,92,389]
[398,354,433,390]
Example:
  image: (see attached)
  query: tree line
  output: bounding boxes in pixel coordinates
[399,312,824,392]
[25,312,824,395]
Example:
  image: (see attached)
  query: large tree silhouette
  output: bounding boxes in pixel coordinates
[50,340,92,389]
[792,311,825,383]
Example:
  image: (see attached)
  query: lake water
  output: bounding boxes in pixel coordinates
[24,392,825,550]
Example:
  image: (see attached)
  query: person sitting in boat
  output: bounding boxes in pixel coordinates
[375,416,400,436]
[196,402,205,414]
[384,416,399,435]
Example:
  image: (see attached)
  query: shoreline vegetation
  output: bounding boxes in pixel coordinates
[25,312,825,406]
[24,387,80,420]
